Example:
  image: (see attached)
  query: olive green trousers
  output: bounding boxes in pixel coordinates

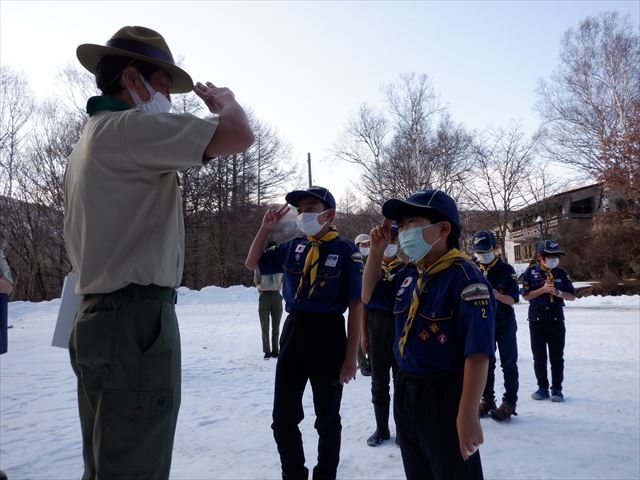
[69,284,181,480]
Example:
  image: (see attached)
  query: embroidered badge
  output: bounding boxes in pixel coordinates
[460,283,491,302]
[351,252,364,264]
[401,277,413,288]
[396,287,405,296]
[295,244,306,253]
[325,254,339,267]
[429,323,439,333]
[295,254,302,262]
[419,330,430,341]
[437,333,448,344]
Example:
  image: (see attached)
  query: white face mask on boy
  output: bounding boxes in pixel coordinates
[128,75,172,113]
[296,210,328,236]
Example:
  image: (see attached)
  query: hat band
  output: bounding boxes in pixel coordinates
[106,38,175,65]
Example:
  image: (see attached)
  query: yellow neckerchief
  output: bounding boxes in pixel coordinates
[295,225,340,300]
[381,256,403,281]
[398,248,468,358]
[479,256,499,276]
[540,262,555,303]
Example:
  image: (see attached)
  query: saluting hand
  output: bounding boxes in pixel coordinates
[369,218,392,257]
[194,81,237,114]
[261,204,290,232]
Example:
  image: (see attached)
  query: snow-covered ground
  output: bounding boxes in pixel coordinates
[1,286,639,479]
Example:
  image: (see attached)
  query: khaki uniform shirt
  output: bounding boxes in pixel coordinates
[64,109,218,294]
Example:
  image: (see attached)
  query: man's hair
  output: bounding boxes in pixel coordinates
[95,55,161,95]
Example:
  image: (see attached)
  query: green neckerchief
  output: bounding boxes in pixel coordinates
[86,96,131,117]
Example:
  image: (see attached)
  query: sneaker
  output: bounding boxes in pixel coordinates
[550,390,564,402]
[360,365,372,377]
[264,352,271,360]
[489,401,517,421]
[271,351,279,358]
[531,388,550,400]
[366,428,390,446]
[478,397,497,418]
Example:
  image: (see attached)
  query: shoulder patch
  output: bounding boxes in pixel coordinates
[352,252,364,264]
[461,283,491,301]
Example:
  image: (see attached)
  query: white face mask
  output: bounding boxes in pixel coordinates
[544,257,560,269]
[359,247,370,257]
[128,75,172,113]
[296,210,327,236]
[475,252,496,264]
[384,244,398,258]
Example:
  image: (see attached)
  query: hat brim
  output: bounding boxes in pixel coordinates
[77,43,193,93]
[285,190,335,209]
[382,199,444,223]
[542,250,566,256]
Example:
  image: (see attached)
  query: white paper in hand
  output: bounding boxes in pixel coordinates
[52,272,82,348]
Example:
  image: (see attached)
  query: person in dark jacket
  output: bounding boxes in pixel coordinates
[361,224,404,446]
[245,186,363,480]
[470,230,520,421]
[521,239,576,402]
[362,189,495,480]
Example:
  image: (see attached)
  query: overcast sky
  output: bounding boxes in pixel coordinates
[1,0,638,201]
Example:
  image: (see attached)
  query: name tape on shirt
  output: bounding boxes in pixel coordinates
[295,244,306,253]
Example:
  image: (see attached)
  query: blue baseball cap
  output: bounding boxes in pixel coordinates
[285,186,336,210]
[537,239,565,256]
[382,189,461,231]
[470,230,497,253]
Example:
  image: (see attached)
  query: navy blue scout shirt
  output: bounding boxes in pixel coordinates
[480,257,519,321]
[521,265,576,308]
[365,259,405,313]
[393,260,496,375]
[259,236,363,314]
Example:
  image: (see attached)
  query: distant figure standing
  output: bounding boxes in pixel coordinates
[354,233,372,377]
[254,242,284,359]
[0,248,13,355]
[522,240,576,402]
[470,230,520,421]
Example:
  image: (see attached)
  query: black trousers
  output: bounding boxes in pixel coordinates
[272,311,346,480]
[367,309,397,406]
[394,371,484,480]
[528,305,566,391]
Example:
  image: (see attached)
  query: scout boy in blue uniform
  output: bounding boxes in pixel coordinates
[362,189,495,480]
[245,186,363,480]
[470,230,520,421]
[522,239,576,402]
[361,224,403,446]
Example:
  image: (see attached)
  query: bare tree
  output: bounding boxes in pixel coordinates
[463,122,539,254]
[333,73,473,206]
[0,67,34,197]
[536,12,639,197]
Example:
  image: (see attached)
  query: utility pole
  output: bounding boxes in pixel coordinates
[307,152,312,187]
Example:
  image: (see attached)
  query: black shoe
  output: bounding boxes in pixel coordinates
[271,351,279,358]
[0,469,7,480]
[366,428,390,446]
[360,365,372,376]
[264,352,271,360]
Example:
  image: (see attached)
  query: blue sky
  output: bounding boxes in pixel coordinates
[1,0,638,200]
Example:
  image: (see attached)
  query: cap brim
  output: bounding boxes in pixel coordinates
[382,198,440,222]
[76,43,193,93]
[285,190,334,209]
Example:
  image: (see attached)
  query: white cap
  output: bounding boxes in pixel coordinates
[354,233,370,245]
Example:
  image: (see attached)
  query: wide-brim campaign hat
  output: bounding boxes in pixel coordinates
[382,189,461,231]
[76,26,193,93]
[285,186,336,210]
